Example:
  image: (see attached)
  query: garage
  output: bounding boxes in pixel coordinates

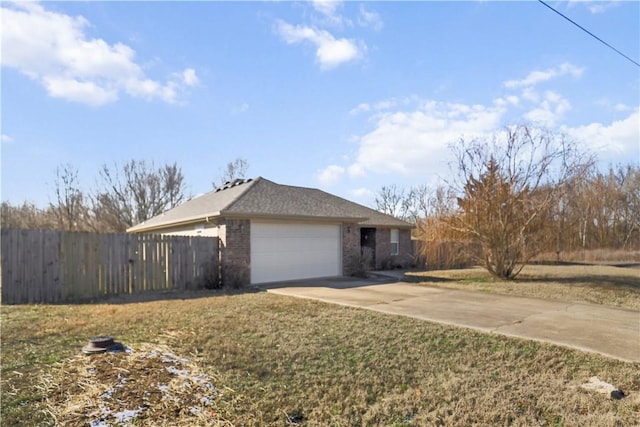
[250,221,342,284]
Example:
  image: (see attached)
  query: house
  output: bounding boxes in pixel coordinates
[127,177,414,285]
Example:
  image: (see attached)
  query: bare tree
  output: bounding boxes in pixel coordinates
[92,160,187,232]
[448,124,592,279]
[50,164,88,231]
[618,164,640,249]
[374,184,411,220]
[212,157,249,188]
[1,201,53,229]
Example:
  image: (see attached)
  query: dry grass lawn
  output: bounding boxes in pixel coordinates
[2,282,639,426]
[406,263,640,310]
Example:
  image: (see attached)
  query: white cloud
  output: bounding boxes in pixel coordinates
[323,61,636,186]
[523,91,572,126]
[348,163,366,178]
[349,103,371,115]
[276,20,364,69]
[358,5,383,31]
[564,109,640,159]
[615,103,632,112]
[181,68,199,87]
[311,0,351,28]
[504,62,584,89]
[1,2,198,106]
[349,96,415,115]
[316,164,345,185]
[348,100,506,178]
[568,0,620,14]
[349,187,375,199]
[312,0,341,18]
[1,134,14,143]
[494,95,520,108]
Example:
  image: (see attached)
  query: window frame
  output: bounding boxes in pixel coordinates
[390,229,399,256]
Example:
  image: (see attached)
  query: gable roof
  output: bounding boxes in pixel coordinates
[127,177,413,232]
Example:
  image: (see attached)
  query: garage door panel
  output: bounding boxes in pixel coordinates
[251,222,341,284]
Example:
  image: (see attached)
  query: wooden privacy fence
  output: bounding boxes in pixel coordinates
[1,229,218,304]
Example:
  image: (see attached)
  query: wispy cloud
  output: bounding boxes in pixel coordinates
[316,164,345,186]
[568,0,620,14]
[231,102,249,114]
[358,5,383,31]
[523,91,572,126]
[504,63,584,89]
[1,134,14,143]
[349,187,375,200]
[275,20,364,69]
[1,2,198,106]
[349,96,416,115]
[312,0,341,18]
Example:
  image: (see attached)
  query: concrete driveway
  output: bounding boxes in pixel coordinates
[263,276,640,363]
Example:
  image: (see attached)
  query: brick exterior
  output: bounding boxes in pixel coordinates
[218,219,251,286]
[375,228,390,269]
[376,228,414,269]
[342,222,360,276]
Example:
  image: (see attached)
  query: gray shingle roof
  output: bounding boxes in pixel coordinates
[127,177,413,232]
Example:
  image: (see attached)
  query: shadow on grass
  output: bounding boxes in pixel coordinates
[517,275,640,290]
[2,287,262,307]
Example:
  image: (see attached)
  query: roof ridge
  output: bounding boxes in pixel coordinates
[220,176,263,213]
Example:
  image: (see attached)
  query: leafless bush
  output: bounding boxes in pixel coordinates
[417,241,480,270]
[197,258,220,290]
[347,247,374,278]
[221,261,250,289]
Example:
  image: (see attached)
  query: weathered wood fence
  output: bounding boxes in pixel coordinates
[1,229,218,304]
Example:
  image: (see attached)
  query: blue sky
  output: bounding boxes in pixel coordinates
[2,0,639,208]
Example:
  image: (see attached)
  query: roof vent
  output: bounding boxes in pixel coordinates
[214,178,253,192]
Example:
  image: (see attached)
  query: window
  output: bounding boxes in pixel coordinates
[390,229,399,255]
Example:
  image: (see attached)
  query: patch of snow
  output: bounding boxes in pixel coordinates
[112,408,143,423]
[166,365,189,376]
[581,376,617,395]
[190,406,201,415]
[161,353,190,364]
[99,389,113,400]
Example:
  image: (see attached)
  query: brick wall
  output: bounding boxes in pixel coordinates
[375,228,390,269]
[218,219,251,286]
[342,223,360,276]
[398,228,414,266]
[376,228,414,269]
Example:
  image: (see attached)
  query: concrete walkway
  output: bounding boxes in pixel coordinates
[263,277,640,363]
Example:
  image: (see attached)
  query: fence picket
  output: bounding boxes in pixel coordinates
[1,229,217,304]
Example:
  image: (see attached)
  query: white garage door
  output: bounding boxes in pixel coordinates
[250,221,341,284]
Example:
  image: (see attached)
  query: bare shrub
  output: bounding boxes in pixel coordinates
[197,258,220,290]
[221,261,250,289]
[417,241,480,270]
[347,247,374,278]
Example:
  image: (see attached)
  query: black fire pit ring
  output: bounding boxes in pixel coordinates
[82,336,123,354]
